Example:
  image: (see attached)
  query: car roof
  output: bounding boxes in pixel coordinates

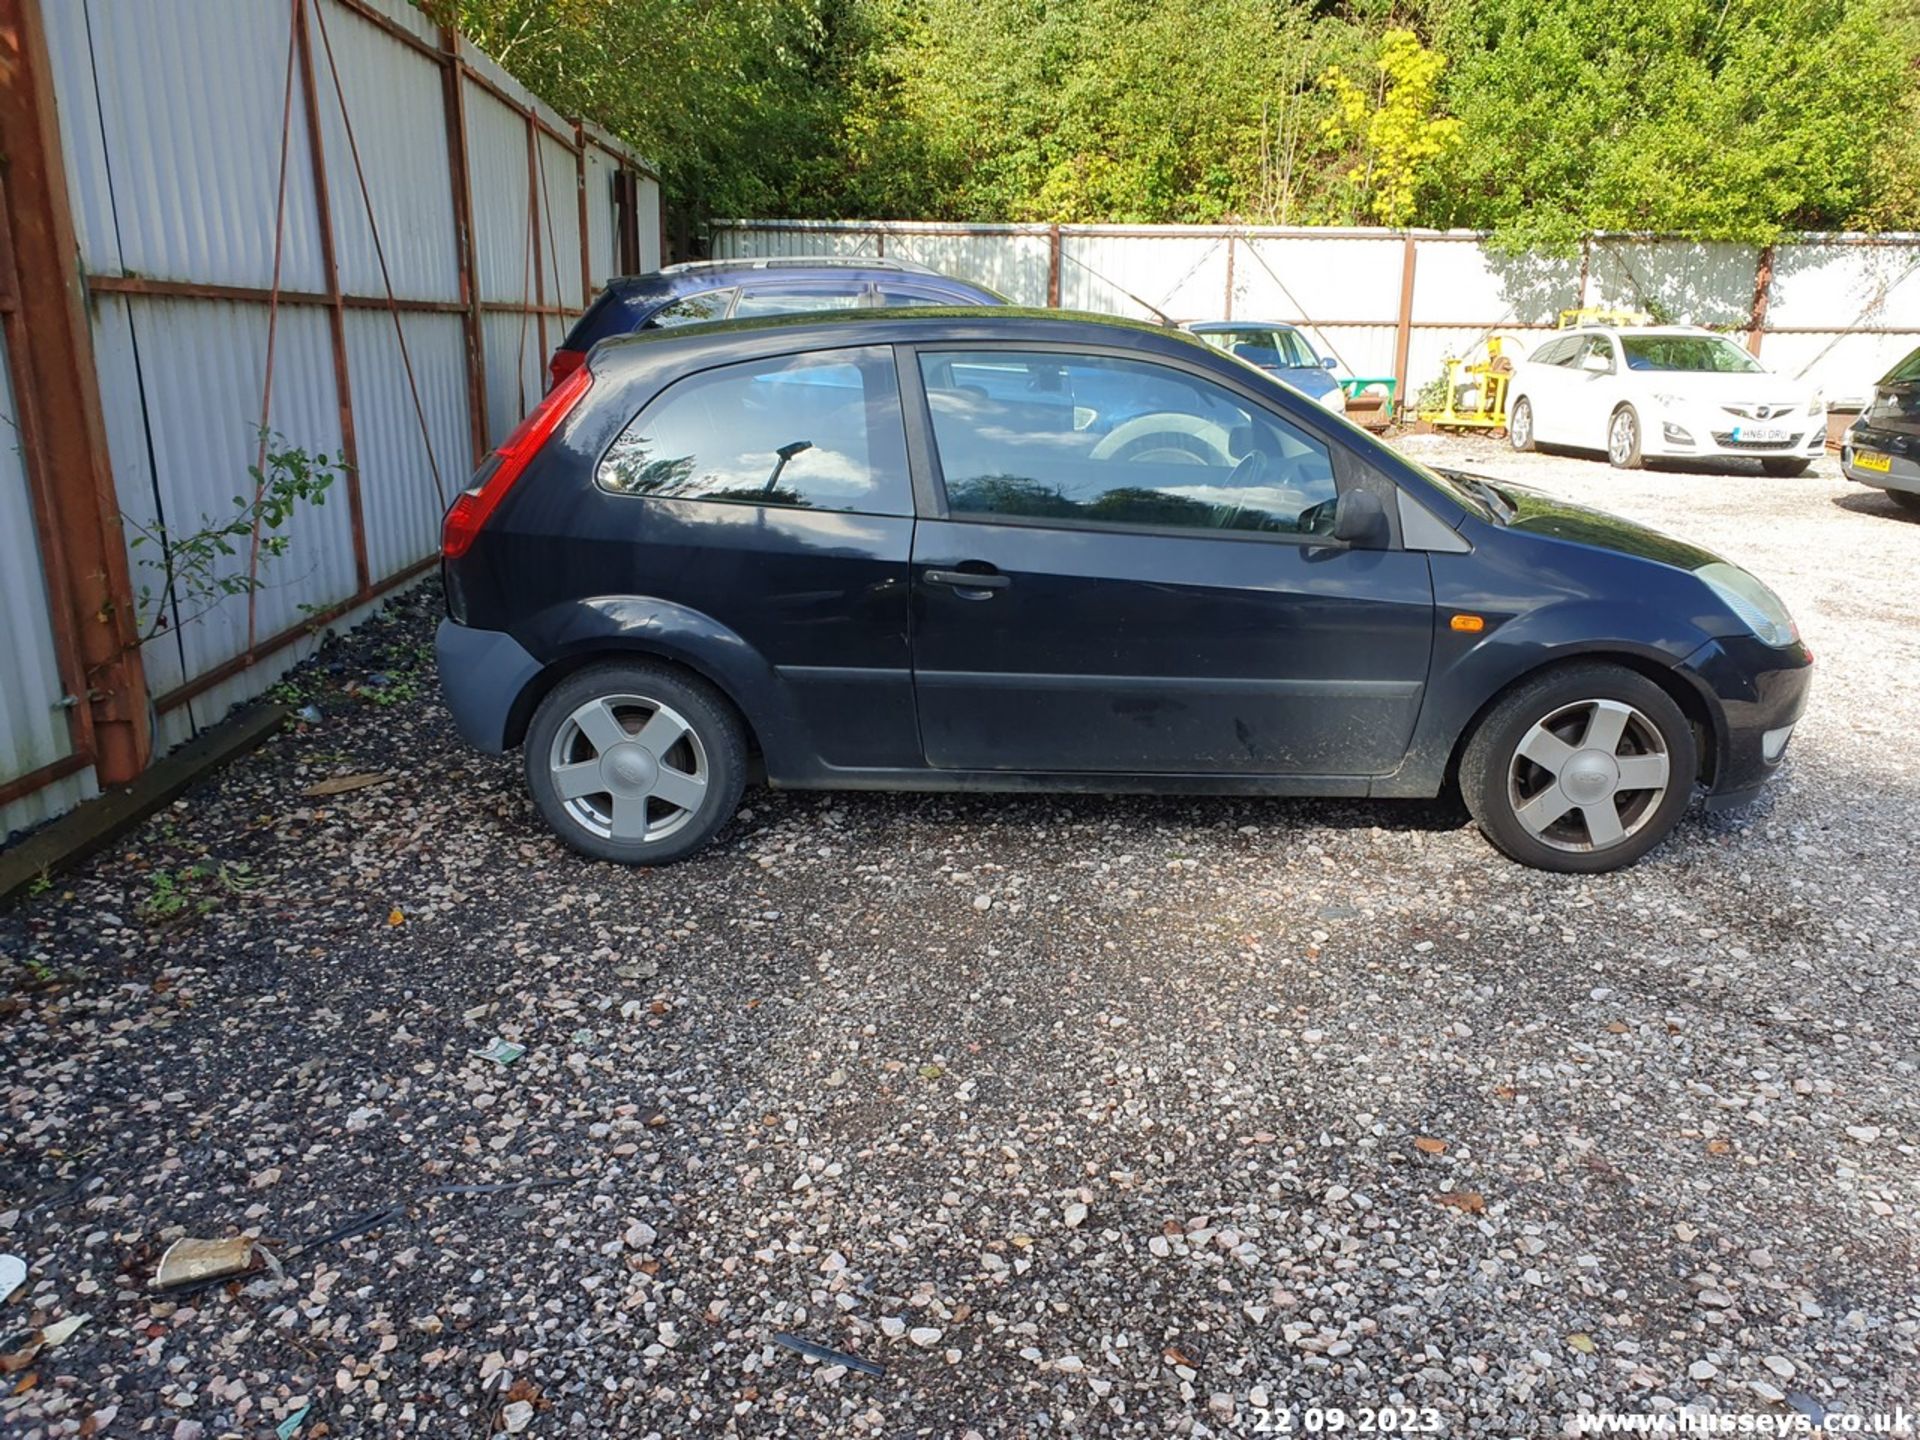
[590,305,1195,370]
[659,255,938,276]
[1186,320,1306,332]
[1560,325,1725,338]
[602,257,959,302]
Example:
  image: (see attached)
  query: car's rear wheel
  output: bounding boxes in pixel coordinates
[1460,662,1697,873]
[1761,457,1812,477]
[1607,406,1643,469]
[524,660,746,865]
[1508,396,1536,452]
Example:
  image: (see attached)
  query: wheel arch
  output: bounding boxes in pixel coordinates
[504,645,768,765]
[1442,650,1720,794]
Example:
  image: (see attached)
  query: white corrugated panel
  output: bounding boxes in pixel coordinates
[1766,242,1920,333]
[878,231,1051,306]
[43,0,328,290]
[584,145,619,284]
[112,298,358,690]
[465,81,536,303]
[482,311,548,447]
[1412,238,1574,327]
[1761,332,1918,405]
[1059,230,1229,321]
[635,179,662,271]
[345,311,471,579]
[1301,324,1400,385]
[0,328,99,840]
[309,0,460,302]
[1235,234,1403,325]
[535,129,585,310]
[1589,240,1757,327]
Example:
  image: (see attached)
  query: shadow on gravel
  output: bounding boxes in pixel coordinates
[1831,490,1920,524]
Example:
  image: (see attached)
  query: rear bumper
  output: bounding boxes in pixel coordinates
[1840,424,1920,495]
[436,618,541,752]
[1678,634,1813,807]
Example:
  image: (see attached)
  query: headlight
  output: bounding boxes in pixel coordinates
[1696,561,1798,647]
[1805,392,1825,416]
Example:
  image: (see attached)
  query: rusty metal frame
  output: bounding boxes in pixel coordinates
[293,0,370,593]
[525,109,549,366]
[1391,235,1417,406]
[441,25,490,459]
[574,123,592,314]
[0,0,150,784]
[1747,243,1775,356]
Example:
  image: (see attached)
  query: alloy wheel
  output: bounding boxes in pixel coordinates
[1608,410,1637,467]
[1506,698,1671,853]
[546,693,710,842]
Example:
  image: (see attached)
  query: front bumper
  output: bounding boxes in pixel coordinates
[1678,633,1813,810]
[1641,408,1826,462]
[1840,424,1920,496]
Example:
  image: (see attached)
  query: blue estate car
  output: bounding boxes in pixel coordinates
[1187,320,1345,410]
[548,256,1005,387]
[440,308,1811,874]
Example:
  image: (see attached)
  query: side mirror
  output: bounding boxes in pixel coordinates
[1321,355,1338,370]
[1332,489,1391,549]
[1580,352,1611,374]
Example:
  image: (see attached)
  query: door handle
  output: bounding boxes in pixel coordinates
[924,567,1010,593]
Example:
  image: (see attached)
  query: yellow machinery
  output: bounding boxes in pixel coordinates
[1417,334,1517,434]
[1556,305,1652,329]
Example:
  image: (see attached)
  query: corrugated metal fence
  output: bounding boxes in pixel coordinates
[711,220,1920,410]
[0,0,659,840]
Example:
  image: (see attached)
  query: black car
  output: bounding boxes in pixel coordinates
[547,257,1005,387]
[1841,345,1920,515]
[438,309,1811,874]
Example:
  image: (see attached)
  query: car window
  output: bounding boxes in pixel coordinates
[597,345,911,516]
[1530,336,1577,367]
[1201,327,1319,368]
[874,286,956,308]
[1620,334,1764,373]
[1885,347,1920,384]
[1582,336,1615,369]
[731,283,869,319]
[644,289,737,329]
[919,350,1340,537]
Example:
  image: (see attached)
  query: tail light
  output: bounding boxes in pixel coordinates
[442,363,593,558]
[548,347,586,389]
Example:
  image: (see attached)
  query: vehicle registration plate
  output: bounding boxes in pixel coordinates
[1853,449,1893,473]
[1733,425,1789,443]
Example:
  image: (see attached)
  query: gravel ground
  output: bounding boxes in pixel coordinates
[2,439,1917,1438]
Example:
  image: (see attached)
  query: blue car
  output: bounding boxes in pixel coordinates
[549,257,1005,387]
[1187,320,1345,411]
[440,308,1810,874]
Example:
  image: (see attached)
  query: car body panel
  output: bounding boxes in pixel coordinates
[1841,348,1920,496]
[438,308,1810,818]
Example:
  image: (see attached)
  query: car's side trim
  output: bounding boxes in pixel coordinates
[912,670,1423,700]
[764,766,1375,798]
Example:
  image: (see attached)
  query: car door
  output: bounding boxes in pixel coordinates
[1569,334,1622,445]
[904,346,1435,776]
[1517,335,1576,442]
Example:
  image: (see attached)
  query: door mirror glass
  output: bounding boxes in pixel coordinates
[1331,489,1391,548]
[1321,355,1338,370]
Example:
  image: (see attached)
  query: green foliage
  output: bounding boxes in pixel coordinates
[439,0,1920,245]
[1319,30,1461,227]
[125,431,341,642]
[138,861,253,924]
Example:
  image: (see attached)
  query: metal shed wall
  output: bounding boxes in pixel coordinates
[1,0,659,838]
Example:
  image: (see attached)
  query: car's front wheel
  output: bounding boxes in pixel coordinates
[1508,396,1536,452]
[1607,406,1643,469]
[1459,662,1698,873]
[524,660,746,865]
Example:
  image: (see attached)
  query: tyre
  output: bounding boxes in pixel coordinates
[523,660,747,865]
[1459,662,1697,873]
[1762,457,1812,477]
[1892,490,1920,516]
[1508,396,1536,452]
[1606,406,1643,469]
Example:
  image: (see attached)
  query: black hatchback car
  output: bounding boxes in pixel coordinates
[547,256,1004,387]
[1840,345,1920,515]
[438,309,1811,874]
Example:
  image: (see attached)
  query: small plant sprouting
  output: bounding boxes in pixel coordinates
[125,430,344,641]
[138,861,254,923]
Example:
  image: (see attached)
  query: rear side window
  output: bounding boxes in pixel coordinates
[1530,336,1578,366]
[731,283,868,319]
[1886,347,1920,384]
[919,350,1339,537]
[645,289,737,329]
[597,345,912,516]
[875,286,956,308]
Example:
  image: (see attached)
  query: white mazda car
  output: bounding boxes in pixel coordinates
[1507,326,1825,474]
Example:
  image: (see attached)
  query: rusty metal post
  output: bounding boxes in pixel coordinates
[440,26,489,457]
[573,123,591,310]
[293,0,369,595]
[0,0,151,782]
[1047,224,1062,308]
[1747,243,1774,357]
[525,111,548,365]
[1392,234,1418,415]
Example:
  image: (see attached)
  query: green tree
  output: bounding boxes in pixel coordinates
[1318,28,1461,227]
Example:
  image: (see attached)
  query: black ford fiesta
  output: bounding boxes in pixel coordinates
[436,309,1811,874]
